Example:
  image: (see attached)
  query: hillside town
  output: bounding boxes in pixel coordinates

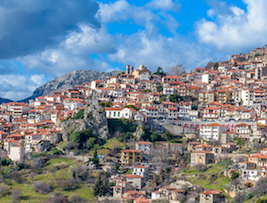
[2,46,267,202]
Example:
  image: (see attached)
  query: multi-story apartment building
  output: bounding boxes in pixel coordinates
[235,123,252,139]
[121,149,143,166]
[198,91,215,107]
[200,123,227,141]
[136,141,153,154]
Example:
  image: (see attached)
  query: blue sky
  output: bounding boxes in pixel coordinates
[0,0,266,100]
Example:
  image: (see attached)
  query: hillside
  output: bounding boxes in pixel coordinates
[20,69,122,102]
[0,97,13,104]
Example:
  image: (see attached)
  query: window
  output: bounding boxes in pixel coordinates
[125,113,128,116]
[118,112,120,117]
[109,112,111,117]
[114,112,116,117]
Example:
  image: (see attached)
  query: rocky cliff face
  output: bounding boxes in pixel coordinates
[21,69,122,102]
[61,104,109,141]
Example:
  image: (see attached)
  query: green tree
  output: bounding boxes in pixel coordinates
[89,149,99,167]
[169,93,179,102]
[117,71,125,77]
[73,109,84,119]
[159,95,167,103]
[99,101,112,107]
[69,129,95,149]
[151,131,161,143]
[230,171,239,180]
[153,67,166,77]
[214,62,219,70]
[124,105,138,111]
[156,84,163,93]
[93,173,105,196]
[165,131,173,141]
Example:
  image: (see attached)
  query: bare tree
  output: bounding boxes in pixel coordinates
[166,63,185,76]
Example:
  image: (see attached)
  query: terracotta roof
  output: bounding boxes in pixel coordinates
[124,191,142,195]
[168,107,178,111]
[135,197,149,203]
[125,174,144,179]
[201,189,223,195]
[134,165,148,169]
[121,149,142,153]
[137,141,153,145]
[104,107,123,111]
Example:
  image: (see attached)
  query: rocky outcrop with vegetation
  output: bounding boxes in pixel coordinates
[61,104,109,141]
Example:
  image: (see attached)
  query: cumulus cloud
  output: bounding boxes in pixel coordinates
[0,0,100,59]
[109,31,219,71]
[30,74,46,86]
[196,0,267,52]
[19,24,116,77]
[97,0,180,34]
[0,74,42,100]
[146,0,181,12]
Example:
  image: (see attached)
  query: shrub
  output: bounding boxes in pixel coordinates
[43,192,68,203]
[165,131,173,141]
[57,178,79,191]
[68,194,86,203]
[34,181,53,194]
[207,174,218,182]
[197,173,206,180]
[54,163,68,170]
[194,164,207,172]
[31,157,47,169]
[51,147,63,155]
[12,188,22,203]
[3,167,13,179]
[12,171,22,183]
[230,171,239,180]
[176,194,186,202]
[233,193,247,203]
[0,159,12,166]
[0,184,9,196]
[73,109,84,119]
[71,164,89,181]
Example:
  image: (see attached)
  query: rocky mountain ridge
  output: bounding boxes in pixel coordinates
[20,69,122,102]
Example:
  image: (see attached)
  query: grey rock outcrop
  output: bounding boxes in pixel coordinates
[61,104,109,141]
[133,126,144,140]
[21,69,122,102]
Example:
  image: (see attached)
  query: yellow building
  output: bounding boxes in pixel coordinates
[121,149,143,166]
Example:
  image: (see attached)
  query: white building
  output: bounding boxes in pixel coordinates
[241,89,250,106]
[200,123,227,141]
[9,145,25,162]
[151,191,163,200]
[132,165,149,178]
[136,141,153,154]
[202,74,209,83]
[105,107,136,119]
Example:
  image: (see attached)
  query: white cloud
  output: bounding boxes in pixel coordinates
[97,0,180,34]
[30,74,46,86]
[19,24,116,77]
[0,74,43,100]
[197,0,267,52]
[146,0,181,12]
[109,31,219,72]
